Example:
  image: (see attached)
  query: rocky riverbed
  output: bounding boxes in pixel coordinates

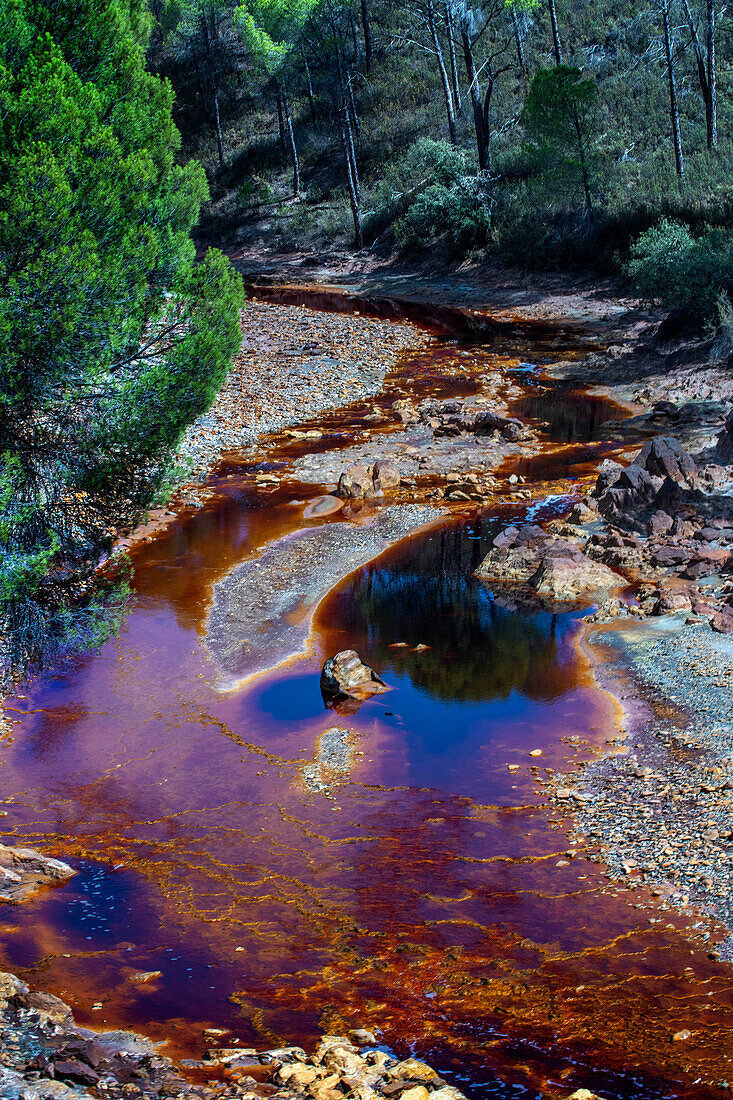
[177,302,426,479]
[11,278,733,1100]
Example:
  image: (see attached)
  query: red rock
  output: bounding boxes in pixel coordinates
[53,1060,100,1086]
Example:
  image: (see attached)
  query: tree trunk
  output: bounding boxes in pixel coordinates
[548,0,563,64]
[445,1,460,106]
[342,91,361,200]
[682,0,712,138]
[349,11,359,59]
[302,50,317,123]
[461,31,489,169]
[346,74,361,141]
[482,71,495,168]
[275,88,286,153]
[512,8,526,76]
[194,60,212,122]
[213,84,225,168]
[707,0,718,148]
[662,0,685,175]
[428,0,457,144]
[361,0,373,72]
[340,120,362,248]
[572,108,594,224]
[279,84,300,195]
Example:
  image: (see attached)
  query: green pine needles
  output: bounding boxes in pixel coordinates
[0,0,244,681]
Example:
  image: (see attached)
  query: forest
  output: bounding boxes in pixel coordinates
[150,0,733,302]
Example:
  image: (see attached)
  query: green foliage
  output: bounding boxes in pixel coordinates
[521,66,599,215]
[237,175,275,204]
[236,0,317,74]
[626,219,733,315]
[0,0,244,679]
[370,139,492,252]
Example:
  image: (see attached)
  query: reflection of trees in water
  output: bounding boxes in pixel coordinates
[514,388,624,443]
[328,522,577,704]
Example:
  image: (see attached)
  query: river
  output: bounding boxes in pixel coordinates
[2,293,733,1100]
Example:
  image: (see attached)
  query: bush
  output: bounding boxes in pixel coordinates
[367,139,492,252]
[237,176,274,207]
[626,218,733,315]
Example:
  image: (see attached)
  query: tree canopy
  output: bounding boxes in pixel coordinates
[0,0,244,679]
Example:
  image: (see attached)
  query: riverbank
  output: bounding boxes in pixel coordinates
[113,301,425,554]
[556,617,733,952]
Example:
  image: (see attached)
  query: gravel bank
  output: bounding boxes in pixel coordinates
[177,301,426,478]
[549,615,733,945]
[206,503,441,686]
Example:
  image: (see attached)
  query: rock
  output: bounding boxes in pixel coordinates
[672,1029,692,1042]
[617,464,660,500]
[0,846,75,904]
[637,435,697,487]
[52,1061,100,1086]
[372,461,400,494]
[336,464,376,501]
[279,1065,318,1088]
[683,546,732,578]
[650,544,691,567]
[476,525,624,605]
[11,990,73,1023]
[385,1061,437,1083]
[399,1088,429,1100]
[711,611,733,633]
[716,407,733,461]
[349,1030,377,1045]
[320,651,389,702]
[653,586,692,614]
[568,501,597,524]
[648,510,674,537]
[304,496,344,519]
[391,399,419,424]
[594,460,623,495]
[470,409,524,441]
[336,462,400,500]
[532,554,624,602]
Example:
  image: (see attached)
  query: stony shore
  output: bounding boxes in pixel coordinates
[0,970,604,1100]
[177,301,426,479]
[552,617,733,950]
